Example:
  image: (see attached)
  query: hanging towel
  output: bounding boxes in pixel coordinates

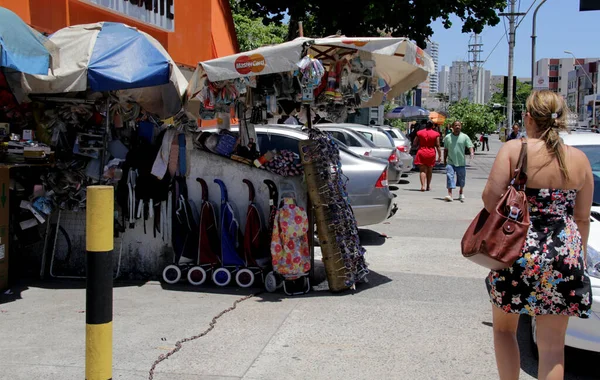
[151,129,177,180]
[177,133,187,176]
[168,135,179,178]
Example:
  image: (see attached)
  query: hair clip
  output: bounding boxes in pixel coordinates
[551,113,558,119]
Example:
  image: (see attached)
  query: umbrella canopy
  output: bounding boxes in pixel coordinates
[386,105,429,120]
[7,22,187,118]
[309,37,434,107]
[429,111,446,125]
[186,36,434,112]
[0,7,59,75]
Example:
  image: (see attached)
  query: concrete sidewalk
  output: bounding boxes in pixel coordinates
[1,134,598,380]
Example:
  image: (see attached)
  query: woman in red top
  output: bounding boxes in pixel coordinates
[414,121,442,191]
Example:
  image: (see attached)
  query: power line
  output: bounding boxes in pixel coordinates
[481,30,507,67]
[502,17,510,44]
[516,0,538,29]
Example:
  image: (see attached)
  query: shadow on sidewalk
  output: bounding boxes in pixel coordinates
[0,278,149,305]
[358,229,388,246]
[158,259,392,302]
[516,315,600,380]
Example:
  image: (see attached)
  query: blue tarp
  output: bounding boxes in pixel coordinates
[0,7,54,75]
[88,22,170,92]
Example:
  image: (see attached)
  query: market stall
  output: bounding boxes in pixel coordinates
[0,7,61,291]
[1,21,190,286]
[184,36,434,292]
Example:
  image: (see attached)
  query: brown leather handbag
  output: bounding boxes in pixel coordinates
[461,139,530,270]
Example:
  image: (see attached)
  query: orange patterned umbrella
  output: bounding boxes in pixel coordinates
[429,111,446,125]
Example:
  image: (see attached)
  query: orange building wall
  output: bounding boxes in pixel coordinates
[0,0,238,67]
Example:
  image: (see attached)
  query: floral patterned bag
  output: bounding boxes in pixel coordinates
[270,197,310,280]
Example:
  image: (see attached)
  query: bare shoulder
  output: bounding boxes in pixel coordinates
[498,139,523,156]
[566,145,591,167]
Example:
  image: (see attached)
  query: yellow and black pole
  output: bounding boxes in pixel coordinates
[85,186,114,380]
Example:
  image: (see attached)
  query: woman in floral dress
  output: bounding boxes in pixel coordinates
[482,91,593,380]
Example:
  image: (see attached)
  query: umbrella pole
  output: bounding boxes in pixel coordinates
[100,96,109,181]
[304,104,315,280]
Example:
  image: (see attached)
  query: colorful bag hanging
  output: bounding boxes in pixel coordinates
[270,195,310,280]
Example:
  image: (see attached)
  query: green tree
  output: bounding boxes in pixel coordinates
[490,79,532,124]
[236,0,507,47]
[445,99,502,144]
[229,0,288,52]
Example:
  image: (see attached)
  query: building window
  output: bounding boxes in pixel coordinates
[549,64,559,71]
[559,88,562,93]
[549,77,559,83]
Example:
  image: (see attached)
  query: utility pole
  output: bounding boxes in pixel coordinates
[501,1,526,129]
[469,34,484,104]
[531,0,548,82]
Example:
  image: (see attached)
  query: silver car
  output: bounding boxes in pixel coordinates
[379,125,411,154]
[205,126,397,226]
[313,126,402,183]
[315,123,413,177]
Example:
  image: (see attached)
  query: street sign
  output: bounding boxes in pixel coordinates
[533,75,549,90]
[580,0,600,11]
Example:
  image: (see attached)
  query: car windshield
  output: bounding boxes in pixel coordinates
[574,144,600,205]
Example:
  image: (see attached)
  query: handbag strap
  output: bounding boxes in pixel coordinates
[510,138,528,190]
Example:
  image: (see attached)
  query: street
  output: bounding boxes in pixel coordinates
[0,136,598,380]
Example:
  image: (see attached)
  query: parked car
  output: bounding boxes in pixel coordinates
[312,126,402,183]
[529,131,600,353]
[314,123,413,177]
[203,126,397,226]
[378,125,411,154]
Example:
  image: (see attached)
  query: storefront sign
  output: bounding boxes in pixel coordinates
[80,0,175,31]
[234,54,266,75]
[342,40,368,47]
[533,75,549,90]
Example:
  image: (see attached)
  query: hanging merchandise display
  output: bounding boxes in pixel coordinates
[300,129,368,291]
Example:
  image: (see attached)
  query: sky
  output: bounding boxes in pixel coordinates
[431,1,600,78]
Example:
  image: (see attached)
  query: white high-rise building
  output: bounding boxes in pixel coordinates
[473,69,492,104]
[425,41,439,94]
[449,61,471,102]
[439,65,450,95]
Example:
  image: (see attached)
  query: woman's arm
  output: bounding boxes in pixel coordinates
[482,141,518,212]
[435,136,442,162]
[574,151,594,262]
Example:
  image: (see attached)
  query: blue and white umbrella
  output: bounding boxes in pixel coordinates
[8,22,186,118]
[385,105,430,120]
[0,7,59,75]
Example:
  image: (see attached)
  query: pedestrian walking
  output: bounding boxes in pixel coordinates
[414,121,442,191]
[506,123,521,141]
[482,90,592,380]
[480,132,490,151]
[443,121,474,202]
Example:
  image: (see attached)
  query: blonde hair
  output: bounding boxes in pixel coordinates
[526,90,569,180]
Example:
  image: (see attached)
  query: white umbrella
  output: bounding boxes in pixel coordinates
[185,36,434,114]
[6,22,187,118]
[309,37,434,107]
[187,37,313,99]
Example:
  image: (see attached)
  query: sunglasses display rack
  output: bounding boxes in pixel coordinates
[299,128,368,292]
